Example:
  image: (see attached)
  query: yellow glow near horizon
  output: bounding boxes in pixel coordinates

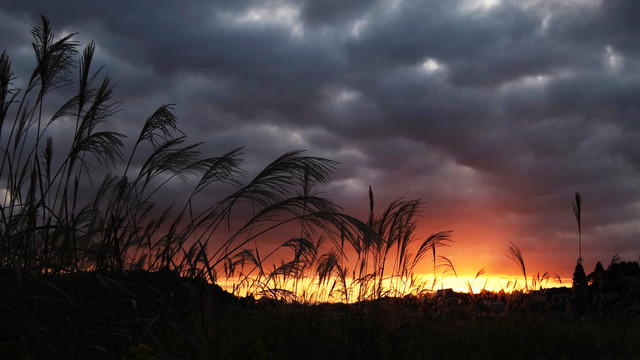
[215,272,571,303]
[443,273,570,293]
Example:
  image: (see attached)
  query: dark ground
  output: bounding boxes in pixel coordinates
[1,267,640,359]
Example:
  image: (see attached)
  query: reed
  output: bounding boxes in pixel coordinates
[572,192,582,264]
[0,17,379,287]
[0,17,388,357]
[507,241,528,291]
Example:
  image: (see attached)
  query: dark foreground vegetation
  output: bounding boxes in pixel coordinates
[3,265,640,359]
[1,17,640,359]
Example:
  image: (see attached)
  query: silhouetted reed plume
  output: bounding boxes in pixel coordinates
[572,192,582,264]
[507,241,527,291]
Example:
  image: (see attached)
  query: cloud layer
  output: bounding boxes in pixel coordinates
[3,0,640,278]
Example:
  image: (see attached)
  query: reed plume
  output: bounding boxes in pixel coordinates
[571,192,582,264]
[507,241,527,291]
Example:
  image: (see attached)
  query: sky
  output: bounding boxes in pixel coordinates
[2,0,640,286]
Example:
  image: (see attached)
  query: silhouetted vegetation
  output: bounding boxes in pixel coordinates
[1,17,639,359]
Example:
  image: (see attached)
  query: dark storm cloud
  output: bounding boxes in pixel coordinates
[345,1,558,86]
[2,0,640,276]
[299,0,374,25]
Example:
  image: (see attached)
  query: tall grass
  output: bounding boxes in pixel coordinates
[507,241,528,291]
[1,16,346,287]
[0,20,459,357]
[0,17,395,358]
[0,17,453,305]
[345,187,455,300]
[572,192,582,264]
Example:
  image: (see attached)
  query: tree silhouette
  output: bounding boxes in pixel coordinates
[572,261,587,313]
[572,262,587,289]
[591,261,605,289]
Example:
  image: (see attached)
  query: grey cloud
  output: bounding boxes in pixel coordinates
[299,0,375,25]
